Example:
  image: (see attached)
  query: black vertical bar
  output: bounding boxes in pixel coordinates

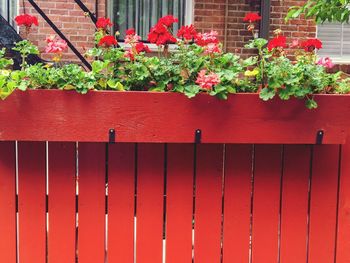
[132,0,136,28]
[149,0,153,29]
[114,0,120,33]
[159,0,163,18]
[181,0,185,26]
[7,0,10,23]
[259,0,270,39]
[95,0,98,19]
[126,0,129,30]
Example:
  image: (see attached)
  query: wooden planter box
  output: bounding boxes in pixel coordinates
[1,89,350,144]
[1,89,350,263]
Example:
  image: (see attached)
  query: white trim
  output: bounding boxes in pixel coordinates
[185,0,194,25]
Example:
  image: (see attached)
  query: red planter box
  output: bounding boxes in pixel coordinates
[0,89,349,144]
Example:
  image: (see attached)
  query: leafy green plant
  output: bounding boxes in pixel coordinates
[12,40,39,70]
[1,13,349,109]
[0,48,14,69]
[286,0,350,23]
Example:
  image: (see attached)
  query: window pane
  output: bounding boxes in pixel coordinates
[111,0,187,40]
[317,23,342,57]
[0,0,17,26]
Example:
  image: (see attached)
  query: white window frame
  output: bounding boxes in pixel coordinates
[108,0,194,51]
[316,22,350,64]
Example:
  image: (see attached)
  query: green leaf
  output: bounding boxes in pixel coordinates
[306,99,318,109]
[259,88,276,101]
[184,85,200,98]
[107,79,124,91]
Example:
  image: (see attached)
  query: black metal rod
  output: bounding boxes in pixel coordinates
[27,0,92,70]
[260,0,271,39]
[73,0,97,24]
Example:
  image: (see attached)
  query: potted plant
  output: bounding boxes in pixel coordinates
[1,13,350,144]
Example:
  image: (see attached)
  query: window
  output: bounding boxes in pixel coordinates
[108,0,193,40]
[317,22,350,62]
[0,0,17,26]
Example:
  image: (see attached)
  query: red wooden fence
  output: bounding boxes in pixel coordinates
[1,141,350,263]
[1,91,350,262]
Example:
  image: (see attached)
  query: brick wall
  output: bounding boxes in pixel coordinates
[194,0,316,57]
[19,0,105,62]
[19,0,316,62]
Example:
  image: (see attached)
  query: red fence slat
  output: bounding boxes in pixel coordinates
[78,143,105,263]
[18,142,46,263]
[194,144,224,263]
[251,145,282,262]
[48,142,76,263]
[166,144,194,263]
[0,142,16,262]
[108,143,135,262]
[136,143,165,263]
[280,145,311,263]
[337,143,350,262]
[222,144,252,262]
[308,145,340,263]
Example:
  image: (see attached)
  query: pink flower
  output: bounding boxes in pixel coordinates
[45,36,68,53]
[317,57,334,69]
[195,31,219,46]
[291,39,299,48]
[204,43,221,55]
[125,32,141,45]
[195,70,221,90]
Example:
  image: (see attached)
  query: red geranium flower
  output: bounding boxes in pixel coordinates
[96,18,113,30]
[15,14,38,27]
[267,35,287,51]
[148,23,176,46]
[301,38,322,52]
[243,13,262,23]
[195,31,219,46]
[126,28,136,35]
[135,42,151,53]
[158,15,178,27]
[98,35,117,47]
[177,24,197,40]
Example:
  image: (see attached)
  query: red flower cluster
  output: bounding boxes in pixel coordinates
[243,13,262,23]
[195,31,219,47]
[158,15,178,27]
[135,42,151,53]
[96,18,113,30]
[126,28,136,35]
[177,24,197,40]
[148,15,178,46]
[267,35,287,51]
[301,38,322,52]
[15,14,38,27]
[98,35,117,47]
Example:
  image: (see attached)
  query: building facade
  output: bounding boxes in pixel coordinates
[4,0,345,67]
